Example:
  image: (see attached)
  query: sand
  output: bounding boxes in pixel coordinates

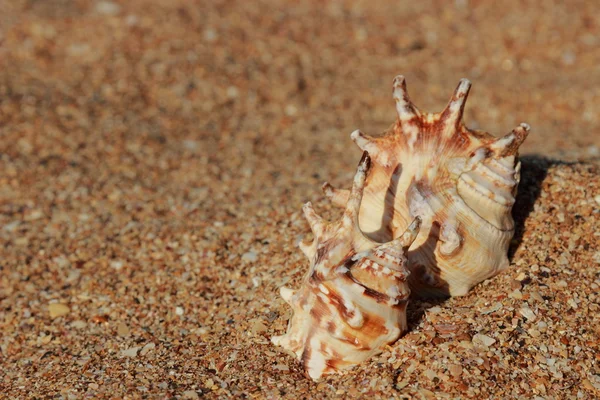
[1,0,599,398]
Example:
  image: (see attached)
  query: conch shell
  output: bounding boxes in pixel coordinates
[272,76,529,379]
[272,153,421,380]
[323,76,529,297]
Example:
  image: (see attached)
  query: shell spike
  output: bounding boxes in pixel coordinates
[342,152,371,227]
[489,122,530,157]
[440,78,471,132]
[374,216,421,253]
[322,182,350,208]
[350,130,390,165]
[393,75,420,122]
[398,217,421,248]
[303,202,326,238]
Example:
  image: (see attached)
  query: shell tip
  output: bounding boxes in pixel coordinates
[410,216,422,231]
[454,78,472,98]
[400,217,422,247]
[458,78,472,89]
[350,129,362,141]
[392,75,406,87]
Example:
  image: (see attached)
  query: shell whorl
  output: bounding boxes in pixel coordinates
[326,76,529,297]
[271,154,421,380]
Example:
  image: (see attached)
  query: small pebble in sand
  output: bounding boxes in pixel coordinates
[250,319,268,334]
[473,334,496,347]
[120,346,141,358]
[449,364,463,377]
[519,306,537,321]
[110,260,124,270]
[515,272,528,281]
[70,320,87,329]
[95,1,121,15]
[242,251,258,262]
[140,343,155,356]
[182,391,200,399]
[48,303,70,319]
[117,322,130,336]
[481,302,502,314]
[509,289,523,299]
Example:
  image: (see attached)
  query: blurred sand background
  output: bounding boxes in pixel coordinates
[1,0,599,398]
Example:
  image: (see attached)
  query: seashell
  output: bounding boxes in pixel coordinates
[272,153,422,380]
[323,76,530,297]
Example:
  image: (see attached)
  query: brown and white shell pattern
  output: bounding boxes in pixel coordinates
[323,76,530,297]
[272,153,422,380]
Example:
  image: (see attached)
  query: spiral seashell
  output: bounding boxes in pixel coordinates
[323,76,530,297]
[272,153,421,380]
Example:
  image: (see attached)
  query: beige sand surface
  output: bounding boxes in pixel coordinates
[1,1,599,398]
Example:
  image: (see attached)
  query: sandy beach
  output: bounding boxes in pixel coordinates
[1,1,599,398]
